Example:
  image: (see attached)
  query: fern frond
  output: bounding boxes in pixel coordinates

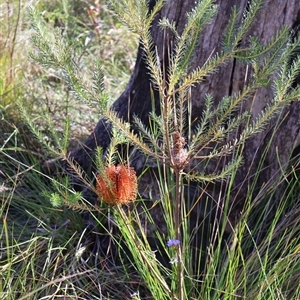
[124,0,164,35]
[29,7,63,67]
[146,0,165,29]
[61,116,71,154]
[178,0,218,66]
[241,99,285,140]
[222,6,239,52]
[194,138,240,161]
[17,101,59,155]
[167,0,218,93]
[30,7,108,113]
[106,0,148,34]
[148,111,165,134]
[45,176,87,210]
[178,51,231,92]
[233,0,265,49]
[186,155,242,182]
[174,89,189,133]
[133,115,163,154]
[107,0,165,90]
[238,27,291,87]
[105,137,119,167]
[141,29,164,90]
[92,59,109,108]
[60,66,99,110]
[159,18,179,37]
[105,111,165,161]
[235,26,290,62]
[224,111,250,134]
[189,85,255,158]
[95,147,106,175]
[49,192,64,208]
[276,58,300,99]
[62,198,92,212]
[188,94,214,149]
[284,85,300,102]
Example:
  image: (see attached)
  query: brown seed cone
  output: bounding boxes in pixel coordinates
[171,131,189,170]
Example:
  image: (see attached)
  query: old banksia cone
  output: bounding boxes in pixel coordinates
[171,131,189,170]
[96,164,137,205]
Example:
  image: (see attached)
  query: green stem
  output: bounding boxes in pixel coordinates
[175,169,184,300]
[116,206,177,300]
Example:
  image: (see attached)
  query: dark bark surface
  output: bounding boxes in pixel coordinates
[66,0,300,223]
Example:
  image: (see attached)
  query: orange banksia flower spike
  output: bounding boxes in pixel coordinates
[96,164,138,205]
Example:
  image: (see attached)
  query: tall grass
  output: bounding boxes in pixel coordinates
[0,0,24,118]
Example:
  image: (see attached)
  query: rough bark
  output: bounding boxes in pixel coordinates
[67,0,300,215]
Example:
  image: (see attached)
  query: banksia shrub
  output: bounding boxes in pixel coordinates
[96,164,138,205]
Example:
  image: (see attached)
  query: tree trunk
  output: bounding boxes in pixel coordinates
[68,0,300,213]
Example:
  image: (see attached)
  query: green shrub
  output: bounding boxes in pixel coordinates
[2,0,300,299]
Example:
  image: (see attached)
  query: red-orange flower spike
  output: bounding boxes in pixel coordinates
[96,165,137,205]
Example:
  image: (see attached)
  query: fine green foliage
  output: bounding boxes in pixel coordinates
[2,0,300,299]
[0,0,25,118]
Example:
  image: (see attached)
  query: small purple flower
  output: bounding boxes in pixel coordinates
[167,239,180,247]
